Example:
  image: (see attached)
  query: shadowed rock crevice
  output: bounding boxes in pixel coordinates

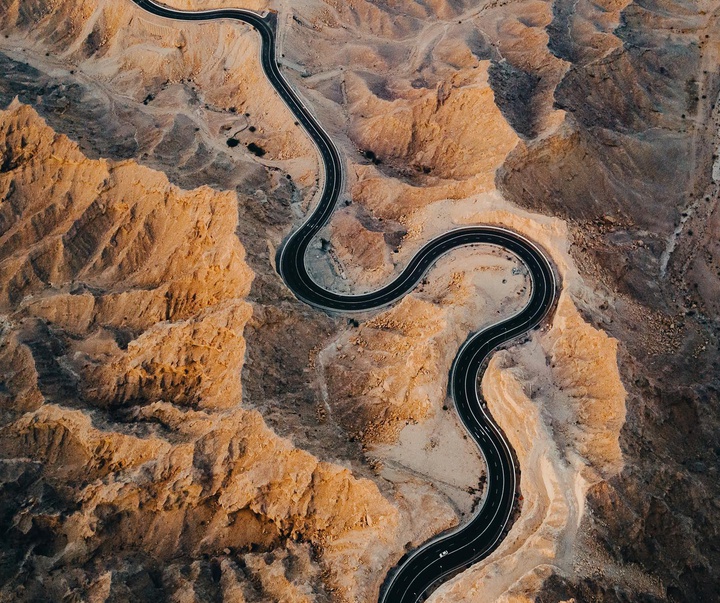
[488,60,541,139]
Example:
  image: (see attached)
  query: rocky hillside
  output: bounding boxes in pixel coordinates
[285,0,720,599]
[0,102,402,602]
[0,0,718,602]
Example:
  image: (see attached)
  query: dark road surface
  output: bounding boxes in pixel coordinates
[131,2,560,601]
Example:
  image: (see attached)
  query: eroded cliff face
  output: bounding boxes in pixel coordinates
[0,102,402,602]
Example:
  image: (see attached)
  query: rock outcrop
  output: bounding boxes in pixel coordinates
[0,102,399,602]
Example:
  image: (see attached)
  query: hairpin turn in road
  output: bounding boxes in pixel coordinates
[131,2,560,601]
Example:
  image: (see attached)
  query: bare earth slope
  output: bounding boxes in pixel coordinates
[0,101,406,602]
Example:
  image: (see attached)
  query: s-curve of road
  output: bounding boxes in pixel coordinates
[132,1,559,601]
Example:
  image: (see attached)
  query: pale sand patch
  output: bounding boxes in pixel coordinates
[372,405,486,519]
[323,247,531,541]
[162,0,270,12]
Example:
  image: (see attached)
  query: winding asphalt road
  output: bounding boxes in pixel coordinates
[131,1,559,601]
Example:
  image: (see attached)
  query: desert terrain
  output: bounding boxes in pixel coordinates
[0,0,718,601]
